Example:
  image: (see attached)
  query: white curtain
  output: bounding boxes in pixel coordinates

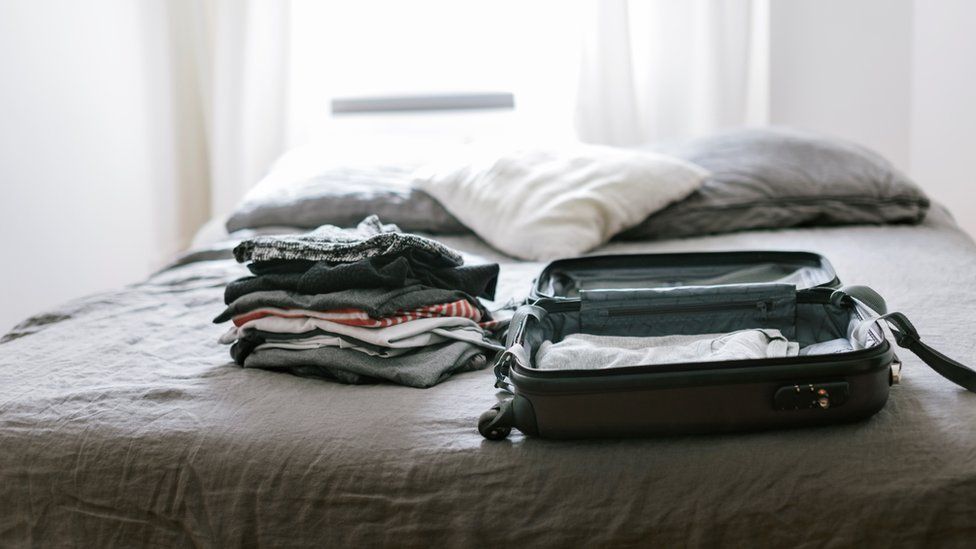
[162,0,291,229]
[575,0,768,146]
[148,0,768,254]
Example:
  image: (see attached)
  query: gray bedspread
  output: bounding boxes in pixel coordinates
[2,209,976,547]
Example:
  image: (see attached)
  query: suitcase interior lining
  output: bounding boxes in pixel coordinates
[536,253,837,299]
[524,296,879,370]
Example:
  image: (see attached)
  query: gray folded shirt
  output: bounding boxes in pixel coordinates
[244,340,487,388]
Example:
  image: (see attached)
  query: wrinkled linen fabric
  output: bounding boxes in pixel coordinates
[535,329,799,370]
[213,285,487,324]
[2,206,976,547]
[224,253,499,303]
[233,215,464,265]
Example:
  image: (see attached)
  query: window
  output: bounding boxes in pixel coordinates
[285,0,583,144]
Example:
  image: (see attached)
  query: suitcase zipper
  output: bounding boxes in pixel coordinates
[509,341,892,382]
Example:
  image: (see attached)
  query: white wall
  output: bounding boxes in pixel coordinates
[0,0,162,334]
[910,0,976,237]
[2,0,975,335]
[768,0,913,172]
[769,0,976,238]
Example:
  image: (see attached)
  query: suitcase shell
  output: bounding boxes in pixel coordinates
[480,251,900,439]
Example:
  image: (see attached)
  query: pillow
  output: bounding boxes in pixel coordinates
[413,144,708,260]
[619,127,929,240]
[225,140,467,234]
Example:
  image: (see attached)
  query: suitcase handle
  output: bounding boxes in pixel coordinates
[505,305,545,347]
[839,286,976,393]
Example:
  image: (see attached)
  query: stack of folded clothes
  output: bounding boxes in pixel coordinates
[214,216,503,388]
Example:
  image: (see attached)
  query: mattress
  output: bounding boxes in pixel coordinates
[2,207,975,547]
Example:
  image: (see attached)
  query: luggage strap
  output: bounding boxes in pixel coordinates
[876,311,976,392]
[839,286,976,393]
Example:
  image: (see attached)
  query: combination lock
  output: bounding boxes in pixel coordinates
[773,382,850,411]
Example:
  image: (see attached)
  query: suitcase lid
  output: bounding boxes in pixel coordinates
[530,251,839,300]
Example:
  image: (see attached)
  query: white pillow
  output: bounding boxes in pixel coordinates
[413,144,709,260]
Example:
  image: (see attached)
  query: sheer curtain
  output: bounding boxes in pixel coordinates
[153,0,768,253]
[158,0,578,251]
[575,0,769,146]
[163,0,291,224]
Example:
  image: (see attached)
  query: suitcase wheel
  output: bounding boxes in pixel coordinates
[478,403,512,441]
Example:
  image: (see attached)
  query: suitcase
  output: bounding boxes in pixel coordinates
[478,251,976,440]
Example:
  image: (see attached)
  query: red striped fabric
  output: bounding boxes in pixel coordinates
[232,299,484,328]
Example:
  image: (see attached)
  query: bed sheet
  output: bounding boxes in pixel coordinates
[2,208,975,547]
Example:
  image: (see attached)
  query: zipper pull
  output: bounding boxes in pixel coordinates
[756,300,770,318]
[492,349,517,391]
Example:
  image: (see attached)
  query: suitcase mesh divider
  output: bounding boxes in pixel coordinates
[578,284,797,339]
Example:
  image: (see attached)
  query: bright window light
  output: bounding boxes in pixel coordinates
[286,0,583,145]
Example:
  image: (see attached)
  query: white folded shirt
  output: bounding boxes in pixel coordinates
[535,329,800,370]
[254,335,415,358]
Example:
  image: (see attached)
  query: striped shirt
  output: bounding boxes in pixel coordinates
[232,299,486,329]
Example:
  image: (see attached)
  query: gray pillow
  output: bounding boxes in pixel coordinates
[619,127,929,240]
[225,162,466,234]
[224,131,477,238]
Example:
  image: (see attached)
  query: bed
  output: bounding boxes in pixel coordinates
[2,202,975,547]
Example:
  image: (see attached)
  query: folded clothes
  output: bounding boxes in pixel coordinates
[229,320,501,364]
[213,285,487,324]
[231,329,417,361]
[230,332,415,364]
[230,299,485,328]
[233,215,464,266]
[536,329,799,370]
[243,340,488,388]
[217,216,497,388]
[252,335,415,357]
[223,315,499,350]
[223,253,499,304]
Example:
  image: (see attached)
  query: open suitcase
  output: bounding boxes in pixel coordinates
[478,251,976,440]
